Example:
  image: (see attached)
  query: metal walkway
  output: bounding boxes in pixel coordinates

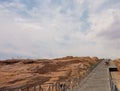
[78,61,111,91]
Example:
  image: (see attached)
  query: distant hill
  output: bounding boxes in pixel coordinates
[0,56,100,88]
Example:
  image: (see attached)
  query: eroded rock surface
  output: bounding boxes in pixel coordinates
[0,56,100,88]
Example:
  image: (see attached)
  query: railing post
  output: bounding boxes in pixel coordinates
[56,82,60,91]
[34,85,36,91]
[47,85,50,91]
[27,87,29,91]
[39,85,43,91]
[51,83,54,91]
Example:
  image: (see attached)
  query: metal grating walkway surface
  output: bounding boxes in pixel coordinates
[78,61,111,91]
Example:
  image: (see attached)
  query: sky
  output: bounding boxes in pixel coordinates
[0,0,120,59]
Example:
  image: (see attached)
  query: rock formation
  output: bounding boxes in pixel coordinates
[0,56,100,88]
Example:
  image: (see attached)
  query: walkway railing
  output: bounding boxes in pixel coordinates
[109,67,120,91]
[0,60,101,91]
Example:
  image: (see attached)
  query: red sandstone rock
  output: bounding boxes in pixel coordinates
[0,56,100,88]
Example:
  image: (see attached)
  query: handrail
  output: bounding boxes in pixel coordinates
[109,67,120,91]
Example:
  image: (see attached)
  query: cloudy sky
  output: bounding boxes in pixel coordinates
[0,0,120,59]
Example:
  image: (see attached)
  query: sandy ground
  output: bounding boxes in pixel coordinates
[0,56,99,88]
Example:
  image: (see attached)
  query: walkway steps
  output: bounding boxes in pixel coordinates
[78,61,111,91]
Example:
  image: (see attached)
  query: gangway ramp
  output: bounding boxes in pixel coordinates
[78,60,111,91]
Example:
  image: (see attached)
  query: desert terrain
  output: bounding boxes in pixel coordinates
[114,59,120,71]
[0,56,100,88]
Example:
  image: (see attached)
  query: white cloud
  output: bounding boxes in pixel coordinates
[87,0,109,13]
[86,2,120,59]
[87,9,114,39]
[0,0,120,59]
